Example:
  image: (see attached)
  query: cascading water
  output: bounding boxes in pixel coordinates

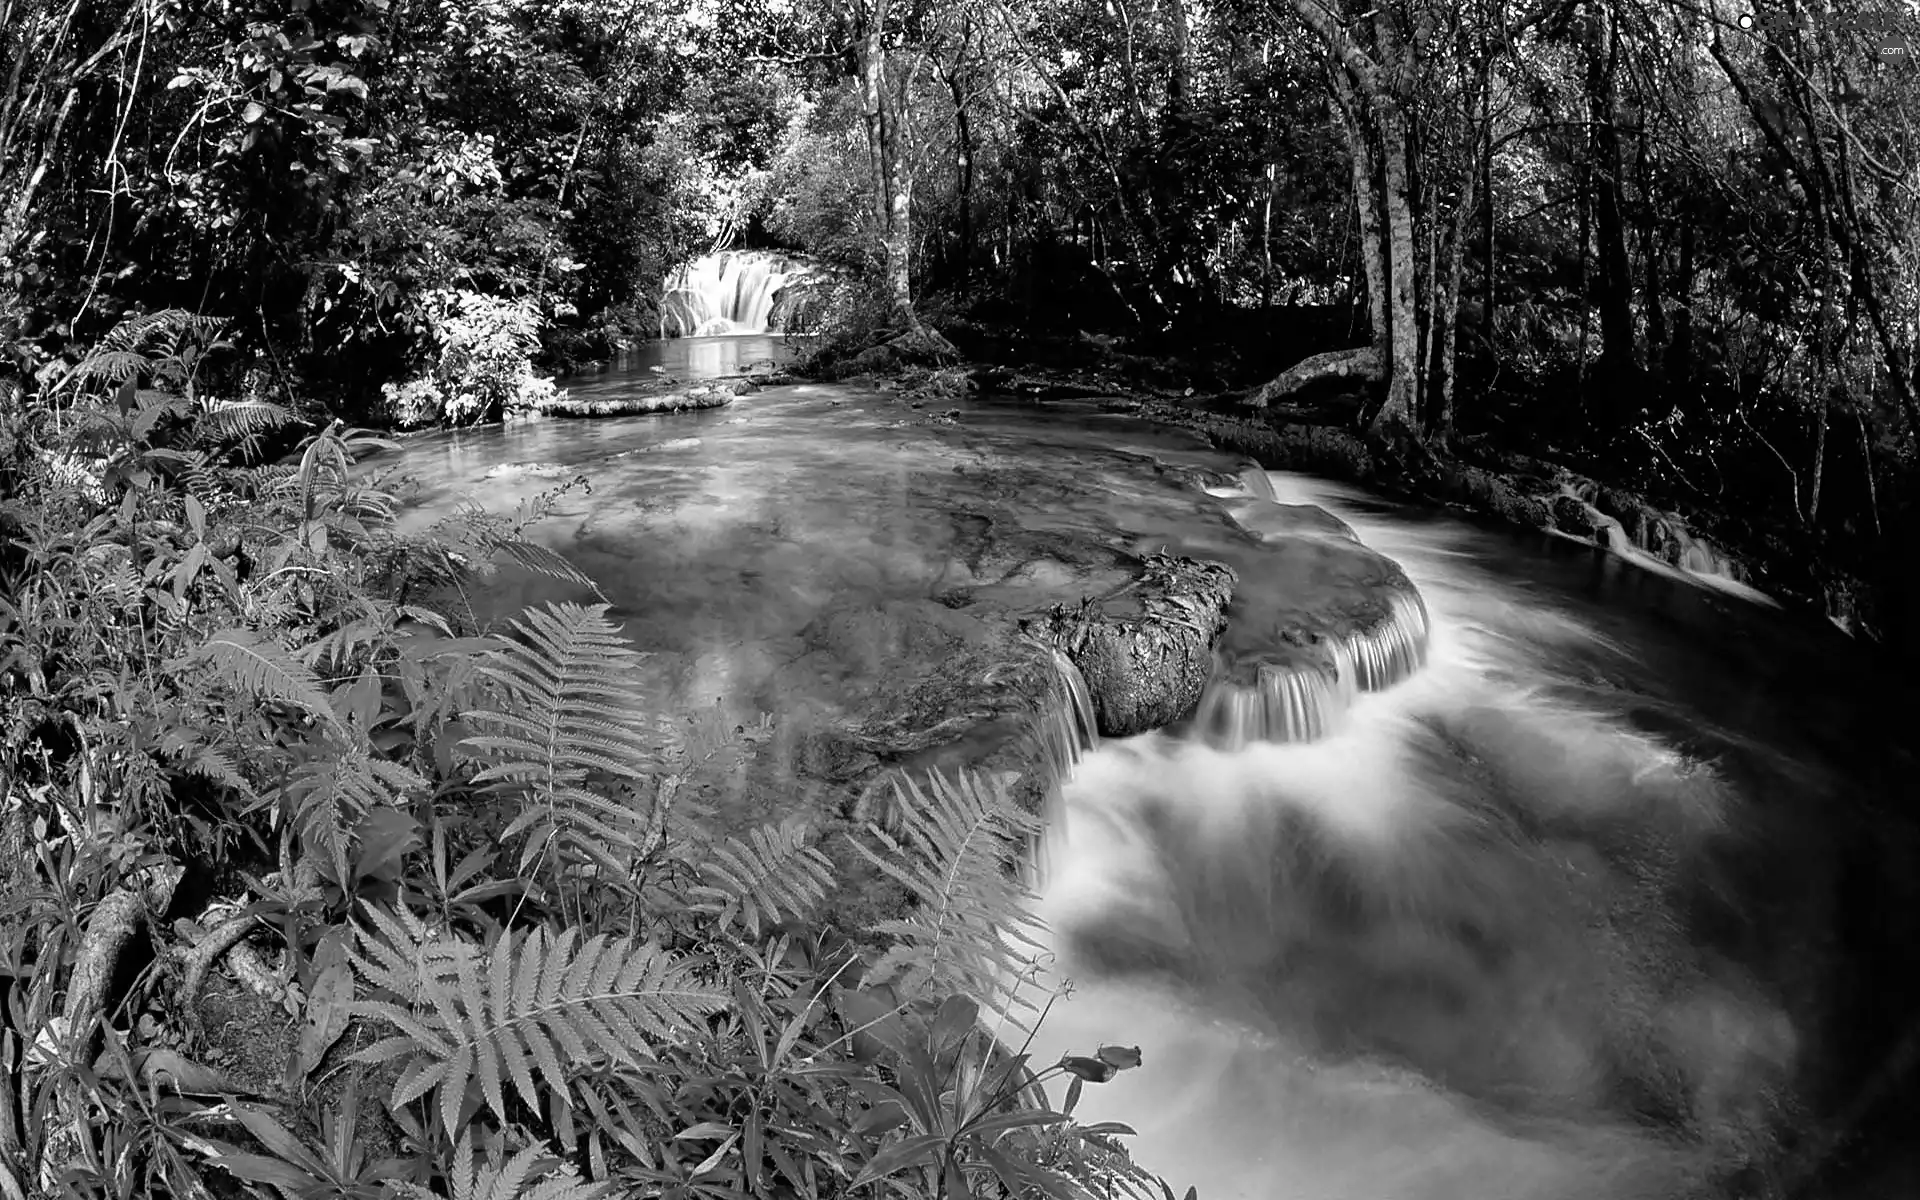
[659,250,818,337]
[1020,469,1918,1200]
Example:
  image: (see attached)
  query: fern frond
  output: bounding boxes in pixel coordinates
[390,1139,608,1200]
[688,816,834,936]
[493,539,604,597]
[281,750,420,881]
[350,911,725,1139]
[460,603,660,876]
[167,628,341,731]
[852,769,1047,1019]
[66,350,150,386]
[195,397,297,449]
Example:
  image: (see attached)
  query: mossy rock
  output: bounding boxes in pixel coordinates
[1217,533,1427,688]
[1024,554,1237,737]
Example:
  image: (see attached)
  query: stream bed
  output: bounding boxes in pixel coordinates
[384,371,1920,1200]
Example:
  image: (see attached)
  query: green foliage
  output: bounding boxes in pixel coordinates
[0,316,1158,1200]
[381,291,564,428]
[854,771,1047,1021]
[350,905,727,1139]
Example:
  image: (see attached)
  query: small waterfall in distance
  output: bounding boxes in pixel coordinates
[659,250,818,337]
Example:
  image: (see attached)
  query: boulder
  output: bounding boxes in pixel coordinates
[1024,553,1237,737]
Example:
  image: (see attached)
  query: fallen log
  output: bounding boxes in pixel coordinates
[1248,346,1382,409]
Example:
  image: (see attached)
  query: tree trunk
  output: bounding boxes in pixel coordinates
[856,10,916,327]
[1331,75,1388,366]
[1166,0,1192,115]
[1282,0,1423,435]
[1482,99,1495,354]
[1429,151,1479,442]
[1584,0,1638,386]
[946,70,975,283]
[1374,101,1420,431]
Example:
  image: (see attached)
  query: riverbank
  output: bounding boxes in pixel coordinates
[933,351,1886,646]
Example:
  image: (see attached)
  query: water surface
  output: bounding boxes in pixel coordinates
[385,371,1920,1199]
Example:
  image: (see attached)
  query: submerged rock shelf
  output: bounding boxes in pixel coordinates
[1026,466,1433,751]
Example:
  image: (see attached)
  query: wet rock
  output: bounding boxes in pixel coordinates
[534,383,738,418]
[847,325,963,375]
[1025,553,1237,737]
[1225,498,1358,543]
[1221,535,1427,685]
[1551,494,1606,542]
[483,460,570,480]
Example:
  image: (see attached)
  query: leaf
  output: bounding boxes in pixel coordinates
[931,994,979,1052]
[348,910,725,1139]
[168,628,339,729]
[243,100,267,123]
[847,1133,948,1190]
[850,769,1047,1023]
[205,1149,323,1194]
[290,959,354,1084]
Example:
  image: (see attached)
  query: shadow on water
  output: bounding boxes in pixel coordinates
[381,374,1920,1200]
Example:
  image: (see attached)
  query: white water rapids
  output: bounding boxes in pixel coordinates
[1023,470,1842,1200]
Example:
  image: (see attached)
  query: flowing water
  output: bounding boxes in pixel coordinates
[386,373,1920,1199]
[605,332,802,380]
[658,251,820,337]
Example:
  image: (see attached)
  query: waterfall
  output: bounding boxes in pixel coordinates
[659,251,819,338]
[1190,587,1431,749]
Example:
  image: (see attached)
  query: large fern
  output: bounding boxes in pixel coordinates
[350,902,727,1139]
[852,769,1048,1020]
[458,602,663,880]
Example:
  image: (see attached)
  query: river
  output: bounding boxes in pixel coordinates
[385,358,1920,1200]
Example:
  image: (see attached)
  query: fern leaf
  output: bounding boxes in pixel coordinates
[350,912,725,1139]
[689,817,834,935]
[494,538,604,597]
[169,628,341,730]
[388,1139,606,1200]
[851,770,1047,1019]
[460,603,661,879]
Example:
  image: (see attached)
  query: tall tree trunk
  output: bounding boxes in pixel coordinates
[1584,0,1638,387]
[1279,0,1424,431]
[946,69,975,283]
[1638,139,1667,372]
[1429,150,1480,442]
[1481,79,1496,356]
[1374,101,1420,429]
[856,8,916,327]
[1166,0,1192,115]
[1331,73,1388,366]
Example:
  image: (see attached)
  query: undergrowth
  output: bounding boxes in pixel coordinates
[0,311,1160,1200]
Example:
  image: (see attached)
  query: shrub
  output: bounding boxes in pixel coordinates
[382,290,565,428]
